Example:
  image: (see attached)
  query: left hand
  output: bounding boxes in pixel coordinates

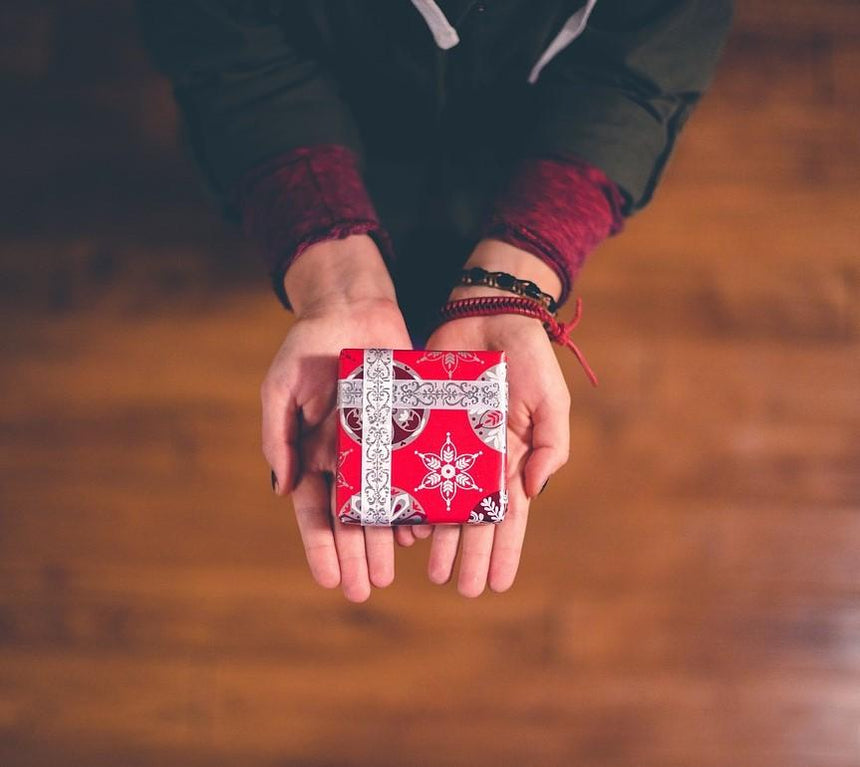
[401,240,573,596]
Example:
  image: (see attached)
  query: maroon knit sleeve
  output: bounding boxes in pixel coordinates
[482,156,625,307]
[239,144,394,310]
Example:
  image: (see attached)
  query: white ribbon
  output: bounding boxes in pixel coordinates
[338,378,505,411]
[359,349,394,525]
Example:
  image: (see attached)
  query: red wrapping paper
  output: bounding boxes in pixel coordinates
[336,349,508,526]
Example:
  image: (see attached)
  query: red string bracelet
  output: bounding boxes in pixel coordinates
[436,295,599,387]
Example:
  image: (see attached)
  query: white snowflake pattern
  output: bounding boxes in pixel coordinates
[414,432,482,511]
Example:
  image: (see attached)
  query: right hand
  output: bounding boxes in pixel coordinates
[262,235,412,602]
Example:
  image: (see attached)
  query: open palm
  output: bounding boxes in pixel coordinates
[262,297,412,602]
[404,312,572,596]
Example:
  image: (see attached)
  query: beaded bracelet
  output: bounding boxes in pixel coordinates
[459,266,560,314]
[435,295,598,387]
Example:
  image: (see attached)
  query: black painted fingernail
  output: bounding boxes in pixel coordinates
[539,479,549,495]
[271,470,279,493]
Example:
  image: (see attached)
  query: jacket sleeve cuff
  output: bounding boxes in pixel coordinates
[238,144,394,310]
[481,155,625,307]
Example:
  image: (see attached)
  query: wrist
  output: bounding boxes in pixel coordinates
[284,234,397,317]
[452,239,563,303]
[433,294,599,386]
[436,296,550,345]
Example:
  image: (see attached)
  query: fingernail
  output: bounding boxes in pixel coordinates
[539,479,549,495]
[271,470,279,494]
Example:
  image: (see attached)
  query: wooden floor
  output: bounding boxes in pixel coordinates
[0,1,858,765]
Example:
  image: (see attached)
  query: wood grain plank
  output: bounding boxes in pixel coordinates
[2,1,860,764]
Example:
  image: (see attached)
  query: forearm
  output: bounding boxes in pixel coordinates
[479,156,624,308]
[283,234,397,317]
[239,145,395,311]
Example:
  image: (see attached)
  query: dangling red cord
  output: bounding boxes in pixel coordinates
[435,295,599,387]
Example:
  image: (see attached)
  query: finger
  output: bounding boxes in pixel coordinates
[412,524,433,540]
[523,387,571,499]
[331,503,372,603]
[261,380,299,495]
[457,523,495,598]
[488,473,531,593]
[428,524,461,585]
[364,526,395,588]
[395,525,416,547]
[301,413,339,475]
[290,471,340,589]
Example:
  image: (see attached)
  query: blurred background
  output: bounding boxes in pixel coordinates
[0,1,858,765]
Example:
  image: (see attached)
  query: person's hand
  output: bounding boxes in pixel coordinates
[407,240,572,596]
[262,235,412,602]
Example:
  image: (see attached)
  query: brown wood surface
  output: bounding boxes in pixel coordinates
[0,1,858,765]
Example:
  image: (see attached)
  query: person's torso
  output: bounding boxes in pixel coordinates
[228,1,593,161]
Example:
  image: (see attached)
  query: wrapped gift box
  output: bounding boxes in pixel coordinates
[336,348,508,526]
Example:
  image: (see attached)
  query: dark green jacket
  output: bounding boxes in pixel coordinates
[138,0,732,221]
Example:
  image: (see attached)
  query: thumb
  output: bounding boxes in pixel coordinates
[261,382,299,496]
[522,390,571,499]
[301,412,339,475]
